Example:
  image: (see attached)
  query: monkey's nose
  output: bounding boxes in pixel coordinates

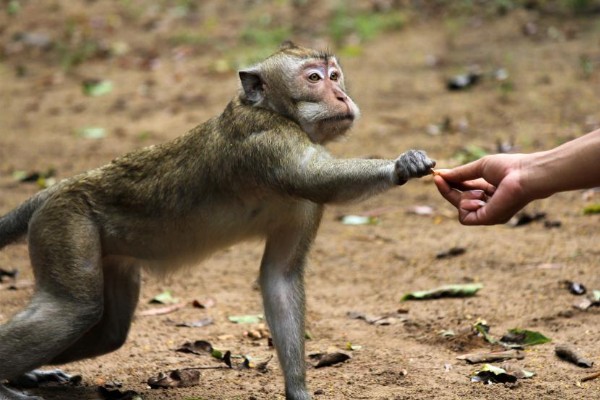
[333,88,347,103]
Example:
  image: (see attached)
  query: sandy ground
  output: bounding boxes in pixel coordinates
[1,2,600,399]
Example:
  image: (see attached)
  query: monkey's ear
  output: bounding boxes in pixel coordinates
[239,69,264,104]
[278,40,298,51]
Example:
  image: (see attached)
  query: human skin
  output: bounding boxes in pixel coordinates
[434,129,600,225]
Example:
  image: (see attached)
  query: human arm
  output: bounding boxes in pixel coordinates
[434,129,600,225]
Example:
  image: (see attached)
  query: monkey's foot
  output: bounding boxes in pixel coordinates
[8,370,81,389]
[0,384,43,400]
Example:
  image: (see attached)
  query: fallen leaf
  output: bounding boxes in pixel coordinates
[150,290,179,305]
[98,386,142,400]
[555,343,593,368]
[255,355,273,373]
[346,342,362,351]
[406,205,434,216]
[447,72,481,91]
[400,283,483,301]
[457,349,524,364]
[583,204,600,215]
[176,340,214,356]
[470,363,533,384]
[147,369,199,389]
[83,79,114,97]
[500,328,551,346]
[76,127,106,139]
[474,320,496,344]
[309,352,351,368]
[0,279,33,291]
[192,298,216,309]
[228,314,263,324]
[347,311,407,325]
[340,215,380,225]
[435,247,466,259]
[508,211,546,227]
[137,302,186,316]
[438,329,455,337]
[561,280,586,295]
[175,317,214,328]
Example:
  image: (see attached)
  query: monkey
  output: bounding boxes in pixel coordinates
[0,42,435,400]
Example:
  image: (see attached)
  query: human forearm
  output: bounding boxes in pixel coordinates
[523,129,600,199]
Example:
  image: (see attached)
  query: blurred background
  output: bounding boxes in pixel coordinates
[1,1,600,399]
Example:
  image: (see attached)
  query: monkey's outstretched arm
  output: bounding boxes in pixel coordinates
[245,132,435,204]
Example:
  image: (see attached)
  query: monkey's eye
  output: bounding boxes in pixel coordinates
[308,73,321,82]
[330,71,339,81]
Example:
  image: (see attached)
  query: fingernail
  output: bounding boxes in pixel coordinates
[477,200,486,207]
[472,190,484,194]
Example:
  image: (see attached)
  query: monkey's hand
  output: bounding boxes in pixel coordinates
[394,150,436,185]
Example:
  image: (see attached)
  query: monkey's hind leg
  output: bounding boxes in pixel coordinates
[0,208,105,400]
[260,227,314,400]
[48,256,141,365]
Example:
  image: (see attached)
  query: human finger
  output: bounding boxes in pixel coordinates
[433,175,462,208]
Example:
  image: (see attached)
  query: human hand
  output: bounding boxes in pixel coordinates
[433,154,536,225]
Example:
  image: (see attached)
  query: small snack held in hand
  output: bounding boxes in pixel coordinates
[431,168,442,176]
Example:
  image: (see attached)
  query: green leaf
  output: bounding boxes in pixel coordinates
[76,127,106,139]
[211,349,223,359]
[583,204,600,215]
[438,329,455,337]
[400,283,484,301]
[228,314,263,324]
[346,342,362,351]
[305,330,313,340]
[7,0,21,15]
[82,79,114,97]
[502,328,551,346]
[478,363,506,375]
[592,290,600,302]
[454,145,488,164]
[474,320,496,343]
[12,170,27,181]
[150,290,179,305]
[341,215,380,225]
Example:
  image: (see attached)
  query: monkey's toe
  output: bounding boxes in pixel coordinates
[8,370,81,389]
[0,384,45,400]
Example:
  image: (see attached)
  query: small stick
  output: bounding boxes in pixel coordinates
[581,371,600,383]
[179,366,231,371]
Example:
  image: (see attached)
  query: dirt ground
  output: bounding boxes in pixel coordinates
[1,1,600,399]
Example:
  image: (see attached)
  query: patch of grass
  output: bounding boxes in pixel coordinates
[168,32,209,46]
[55,39,100,71]
[560,0,597,14]
[241,25,292,49]
[328,8,406,46]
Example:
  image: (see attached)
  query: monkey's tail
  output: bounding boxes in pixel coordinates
[0,190,50,250]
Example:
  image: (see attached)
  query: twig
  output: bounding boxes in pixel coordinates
[180,366,231,371]
[581,371,600,383]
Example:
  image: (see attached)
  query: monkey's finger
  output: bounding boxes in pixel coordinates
[433,175,462,208]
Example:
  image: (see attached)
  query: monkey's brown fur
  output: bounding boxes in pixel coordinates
[0,42,435,400]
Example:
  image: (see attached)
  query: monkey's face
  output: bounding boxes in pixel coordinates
[292,58,361,143]
[238,43,361,144]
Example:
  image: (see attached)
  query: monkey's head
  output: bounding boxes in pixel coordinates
[239,41,360,144]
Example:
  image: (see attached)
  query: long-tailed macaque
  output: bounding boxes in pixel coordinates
[0,42,435,400]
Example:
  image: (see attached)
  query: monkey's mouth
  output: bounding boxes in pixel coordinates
[319,114,355,124]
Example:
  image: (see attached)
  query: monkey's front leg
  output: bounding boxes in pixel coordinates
[259,225,316,400]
